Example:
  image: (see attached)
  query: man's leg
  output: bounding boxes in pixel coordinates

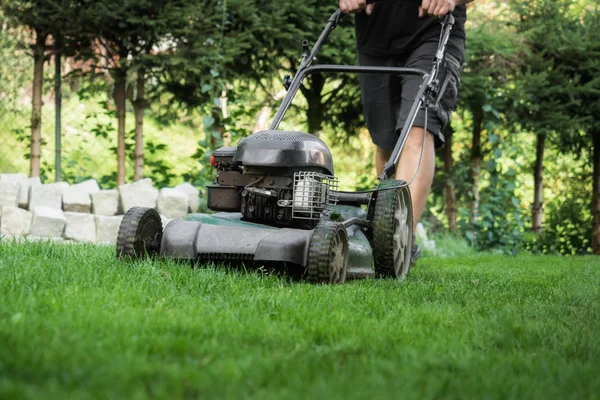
[375,127,435,228]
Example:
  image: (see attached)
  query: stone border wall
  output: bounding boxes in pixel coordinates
[0,174,200,244]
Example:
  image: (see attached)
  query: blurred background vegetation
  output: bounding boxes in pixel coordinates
[0,0,598,256]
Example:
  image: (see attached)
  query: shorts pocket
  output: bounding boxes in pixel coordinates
[436,54,462,127]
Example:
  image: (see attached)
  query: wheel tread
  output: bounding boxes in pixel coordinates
[372,180,413,278]
[116,207,163,259]
[307,221,347,284]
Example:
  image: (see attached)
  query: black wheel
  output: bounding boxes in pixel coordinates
[116,207,163,259]
[371,180,414,279]
[307,221,349,284]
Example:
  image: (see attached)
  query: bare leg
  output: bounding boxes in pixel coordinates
[375,127,435,228]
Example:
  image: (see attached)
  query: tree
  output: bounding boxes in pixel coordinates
[219,0,361,136]
[80,0,203,184]
[458,5,522,236]
[0,0,82,178]
[509,0,583,234]
[556,2,600,253]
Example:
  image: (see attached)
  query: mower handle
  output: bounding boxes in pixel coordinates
[270,1,455,180]
[366,0,422,4]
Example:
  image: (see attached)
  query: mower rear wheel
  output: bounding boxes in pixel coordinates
[116,207,163,259]
[372,180,413,279]
[307,221,349,284]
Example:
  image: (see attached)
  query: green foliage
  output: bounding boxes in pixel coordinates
[454,129,525,252]
[526,196,593,256]
[525,151,594,255]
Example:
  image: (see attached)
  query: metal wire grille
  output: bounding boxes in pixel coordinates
[292,171,339,220]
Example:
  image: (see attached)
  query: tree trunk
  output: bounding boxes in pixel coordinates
[210,106,224,150]
[131,75,145,181]
[442,128,456,232]
[113,68,127,186]
[532,133,546,233]
[470,106,483,228]
[303,75,325,136]
[54,35,62,182]
[29,30,47,178]
[592,132,600,255]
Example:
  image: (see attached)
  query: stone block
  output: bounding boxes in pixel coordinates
[62,180,99,213]
[95,215,123,244]
[0,206,32,238]
[91,190,120,216]
[75,179,100,194]
[64,212,97,242]
[0,180,20,207]
[159,214,171,229]
[0,173,28,207]
[26,236,66,244]
[62,187,91,213]
[29,183,64,210]
[175,182,201,213]
[157,188,189,219]
[119,178,159,213]
[30,206,66,238]
[28,176,42,187]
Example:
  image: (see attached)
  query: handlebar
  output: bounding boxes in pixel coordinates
[366,0,422,4]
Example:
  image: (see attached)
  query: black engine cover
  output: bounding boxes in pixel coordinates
[234,130,334,175]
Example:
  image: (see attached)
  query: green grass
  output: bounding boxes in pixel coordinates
[0,242,598,399]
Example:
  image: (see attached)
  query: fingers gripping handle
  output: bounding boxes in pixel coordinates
[334,0,423,26]
[366,0,422,4]
[363,0,455,28]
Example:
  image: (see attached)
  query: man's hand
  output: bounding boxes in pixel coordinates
[339,0,375,14]
[419,0,457,18]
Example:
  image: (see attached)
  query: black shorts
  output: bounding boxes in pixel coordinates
[358,37,465,150]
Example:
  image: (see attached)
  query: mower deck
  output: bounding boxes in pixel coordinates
[160,205,375,280]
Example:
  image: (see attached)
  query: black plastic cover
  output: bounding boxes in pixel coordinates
[234,130,334,175]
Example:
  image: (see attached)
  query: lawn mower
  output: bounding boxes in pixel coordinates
[116,1,456,283]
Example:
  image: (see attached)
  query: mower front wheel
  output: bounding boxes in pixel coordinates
[116,207,163,259]
[306,221,349,284]
[371,180,413,279]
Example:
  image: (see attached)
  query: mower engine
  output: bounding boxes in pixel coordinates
[207,130,339,228]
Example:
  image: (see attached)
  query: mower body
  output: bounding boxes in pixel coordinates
[161,130,373,278]
[160,205,374,279]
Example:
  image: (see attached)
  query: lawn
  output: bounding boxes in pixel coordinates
[0,242,598,399]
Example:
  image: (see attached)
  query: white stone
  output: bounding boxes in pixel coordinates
[159,214,171,229]
[26,236,66,244]
[64,212,97,242]
[0,173,28,207]
[91,190,120,216]
[62,187,91,213]
[119,178,159,213]
[29,183,64,210]
[30,206,66,238]
[0,180,20,207]
[62,180,99,213]
[95,215,123,244]
[157,188,189,219]
[28,176,42,187]
[0,206,32,238]
[175,182,201,213]
[55,181,70,190]
[74,179,100,194]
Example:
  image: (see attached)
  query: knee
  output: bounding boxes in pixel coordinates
[405,128,433,151]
